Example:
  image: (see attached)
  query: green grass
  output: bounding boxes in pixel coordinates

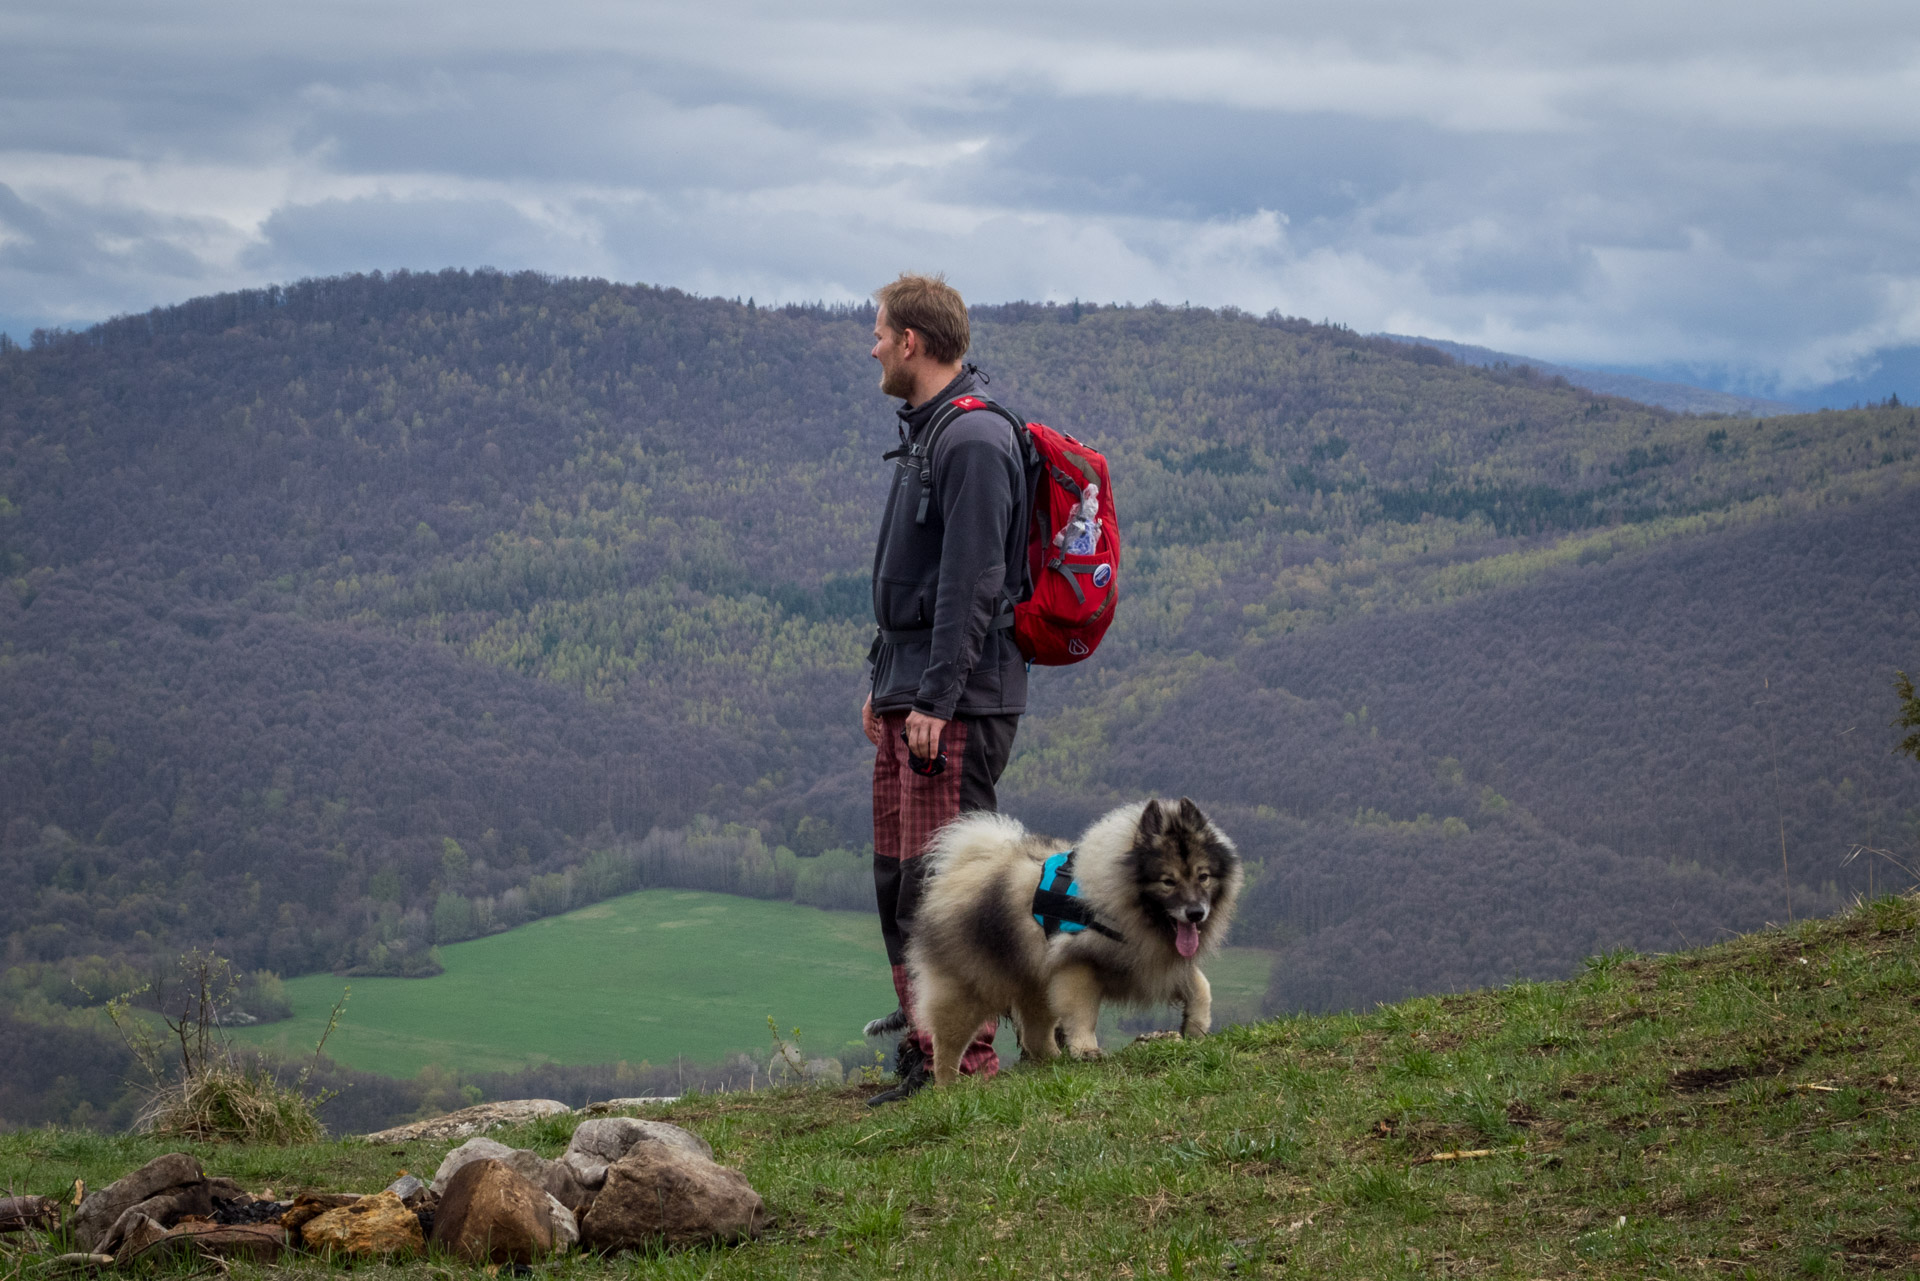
[231,890,899,1075]
[9,896,1920,1278]
[229,889,1280,1078]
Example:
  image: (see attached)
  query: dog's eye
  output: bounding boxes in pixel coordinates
[1197,871,1212,883]
[1159,877,1176,889]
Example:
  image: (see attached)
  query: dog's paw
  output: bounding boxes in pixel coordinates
[864,1008,909,1038]
[1067,1045,1105,1060]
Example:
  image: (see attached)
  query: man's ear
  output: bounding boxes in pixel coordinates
[898,326,919,361]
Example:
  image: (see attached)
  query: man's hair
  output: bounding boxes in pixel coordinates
[874,273,970,364]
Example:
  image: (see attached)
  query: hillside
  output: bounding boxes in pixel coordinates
[4,270,1917,1114]
[4,895,1918,1276]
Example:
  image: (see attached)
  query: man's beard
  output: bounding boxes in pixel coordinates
[879,361,915,400]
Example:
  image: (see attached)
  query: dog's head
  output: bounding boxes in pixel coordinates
[1127,797,1241,959]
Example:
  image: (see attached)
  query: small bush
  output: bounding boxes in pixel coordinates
[137,1060,327,1145]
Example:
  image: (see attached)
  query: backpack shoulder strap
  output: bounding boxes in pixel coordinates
[910,394,1030,526]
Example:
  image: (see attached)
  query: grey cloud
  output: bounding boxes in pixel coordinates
[984,98,1466,224]
[3,1,1920,393]
[247,194,597,282]
[287,61,858,189]
[0,183,234,326]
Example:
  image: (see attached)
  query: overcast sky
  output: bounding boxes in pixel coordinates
[4,1,1918,394]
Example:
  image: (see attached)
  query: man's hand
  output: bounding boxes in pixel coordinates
[904,710,949,762]
[861,694,882,747]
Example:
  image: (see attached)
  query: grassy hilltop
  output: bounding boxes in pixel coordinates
[6,895,1917,1279]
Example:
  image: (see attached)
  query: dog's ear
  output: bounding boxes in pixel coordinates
[1176,796,1206,830]
[1137,799,1165,838]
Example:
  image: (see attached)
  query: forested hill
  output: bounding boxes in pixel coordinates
[3,269,1916,1020]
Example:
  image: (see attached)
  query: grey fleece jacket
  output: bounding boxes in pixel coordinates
[868,366,1030,720]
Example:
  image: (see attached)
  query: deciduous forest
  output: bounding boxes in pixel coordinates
[3,269,1914,1128]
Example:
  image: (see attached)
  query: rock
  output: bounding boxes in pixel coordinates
[383,1174,428,1205]
[300,1190,424,1258]
[204,1178,251,1206]
[0,1195,60,1232]
[575,1096,678,1116]
[132,1223,287,1264]
[97,1181,214,1257]
[279,1192,366,1241]
[544,1194,579,1252]
[70,1153,203,1251]
[109,1214,169,1266]
[543,1162,596,1216]
[556,1151,604,1189]
[362,1099,570,1144]
[562,1116,713,1189]
[429,1136,556,1195]
[429,1159,553,1265]
[579,1145,767,1252]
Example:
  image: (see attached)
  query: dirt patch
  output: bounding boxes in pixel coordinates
[1669,1053,1808,1092]
[1650,1184,1727,1219]
[1556,1072,1603,1100]
[1670,1064,1760,1092]
[1836,1232,1920,1272]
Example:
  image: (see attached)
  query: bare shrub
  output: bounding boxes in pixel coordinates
[106,949,343,1144]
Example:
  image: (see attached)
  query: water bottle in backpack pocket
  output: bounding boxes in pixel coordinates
[906,394,1121,666]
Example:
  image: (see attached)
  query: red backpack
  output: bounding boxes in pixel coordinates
[913,394,1120,666]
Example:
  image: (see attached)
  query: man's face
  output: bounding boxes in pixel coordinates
[872,307,916,400]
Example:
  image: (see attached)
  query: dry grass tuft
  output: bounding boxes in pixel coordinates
[136,1060,326,1146]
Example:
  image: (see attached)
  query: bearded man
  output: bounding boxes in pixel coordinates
[860,272,1029,1104]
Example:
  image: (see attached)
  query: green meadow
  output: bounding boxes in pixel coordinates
[232,888,1277,1077]
[233,891,896,1075]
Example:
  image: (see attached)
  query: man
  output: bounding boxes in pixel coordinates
[861,273,1028,1105]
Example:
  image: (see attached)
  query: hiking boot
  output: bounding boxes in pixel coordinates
[893,1033,926,1077]
[866,1054,930,1106]
[867,1034,930,1106]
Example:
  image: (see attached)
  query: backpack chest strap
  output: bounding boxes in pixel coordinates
[888,396,1028,526]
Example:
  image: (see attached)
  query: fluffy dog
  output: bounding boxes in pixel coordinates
[906,798,1242,1086]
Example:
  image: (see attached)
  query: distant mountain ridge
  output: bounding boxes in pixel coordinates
[1376,333,1800,416]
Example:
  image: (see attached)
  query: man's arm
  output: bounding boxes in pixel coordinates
[914,418,1018,726]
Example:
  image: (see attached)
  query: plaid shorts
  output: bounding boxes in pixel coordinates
[872,710,1018,1076]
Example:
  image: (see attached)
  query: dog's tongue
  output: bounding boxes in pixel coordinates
[1175,921,1201,958]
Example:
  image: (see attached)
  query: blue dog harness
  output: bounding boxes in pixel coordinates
[1032,850,1124,941]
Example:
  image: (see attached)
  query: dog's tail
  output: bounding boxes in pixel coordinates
[864,1007,909,1038]
[924,810,1035,877]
